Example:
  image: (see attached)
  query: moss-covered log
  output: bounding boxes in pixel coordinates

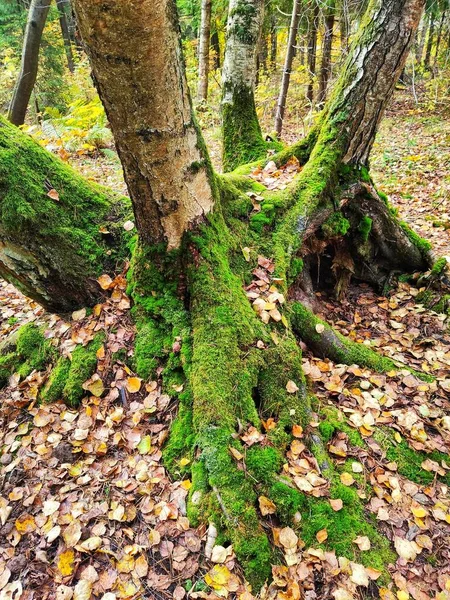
[0,116,131,313]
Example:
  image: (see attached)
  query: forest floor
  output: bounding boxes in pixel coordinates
[0,91,450,600]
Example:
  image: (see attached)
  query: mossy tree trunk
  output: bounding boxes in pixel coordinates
[8,0,51,126]
[221,0,267,171]
[0,116,131,313]
[1,0,433,590]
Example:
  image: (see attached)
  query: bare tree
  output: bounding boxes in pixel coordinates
[197,0,212,102]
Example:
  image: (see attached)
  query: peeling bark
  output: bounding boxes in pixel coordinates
[72,0,214,250]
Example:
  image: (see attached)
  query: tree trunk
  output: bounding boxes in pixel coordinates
[211,27,221,69]
[317,3,335,105]
[72,0,214,250]
[57,0,75,73]
[197,0,212,102]
[7,0,51,126]
[274,0,302,136]
[424,12,435,68]
[0,116,130,313]
[306,2,319,104]
[221,0,267,171]
[339,0,350,55]
[1,0,432,592]
[270,13,277,68]
[415,14,428,62]
[433,8,447,68]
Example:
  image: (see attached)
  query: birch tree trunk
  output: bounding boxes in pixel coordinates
[221,0,266,171]
[197,0,212,102]
[317,2,336,105]
[8,0,51,126]
[72,0,214,250]
[274,0,302,136]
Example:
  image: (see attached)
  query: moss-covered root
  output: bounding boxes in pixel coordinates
[0,323,55,386]
[0,115,132,313]
[290,302,433,381]
[40,333,105,407]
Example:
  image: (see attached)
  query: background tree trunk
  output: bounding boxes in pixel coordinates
[221,0,266,171]
[339,0,350,55]
[57,0,75,73]
[424,12,435,67]
[0,116,130,313]
[72,0,214,250]
[317,2,335,105]
[211,27,221,69]
[8,0,51,126]
[197,0,212,102]
[306,2,319,104]
[274,0,302,136]
[415,14,428,62]
[270,13,277,68]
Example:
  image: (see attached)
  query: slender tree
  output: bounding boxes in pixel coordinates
[306,0,319,104]
[274,0,302,136]
[8,0,51,126]
[1,0,433,590]
[197,0,212,102]
[424,10,436,67]
[57,0,75,73]
[317,0,336,105]
[270,12,277,68]
[221,0,266,170]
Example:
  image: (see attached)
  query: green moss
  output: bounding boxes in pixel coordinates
[246,446,284,485]
[62,333,104,407]
[431,257,447,276]
[269,481,305,523]
[373,429,450,486]
[322,212,351,238]
[360,165,371,183]
[318,420,336,443]
[0,116,131,305]
[0,353,18,387]
[222,86,268,172]
[399,221,432,255]
[162,390,195,477]
[358,216,373,242]
[40,357,71,403]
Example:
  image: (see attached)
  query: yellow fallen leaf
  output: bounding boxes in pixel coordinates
[279,527,298,549]
[73,579,92,600]
[84,378,104,397]
[229,447,243,461]
[259,496,276,516]
[97,274,113,290]
[15,514,36,534]
[63,521,82,547]
[137,435,152,455]
[394,536,421,561]
[126,377,142,393]
[77,536,102,552]
[134,554,148,578]
[397,592,409,600]
[57,549,75,577]
[411,506,428,518]
[340,472,355,486]
[204,564,231,590]
[96,345,105,359]
[316,529,328,543]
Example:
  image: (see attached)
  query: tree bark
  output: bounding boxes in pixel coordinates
[306,2,319,104]
[415,14,428,62]
[211,27,221,69]
[274,0,302,136]
[197,0,212,102]
[8,0,51,126]
[0,116,130,313]
[72,0,214,250]
[221,0,266,171]
[433,7,447,68]
[317,3,335,105]
[424,12,435,68]
[57,0,75,73]
[270,13,277,68]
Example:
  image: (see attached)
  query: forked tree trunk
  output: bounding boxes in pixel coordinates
[274,0,302,136]
[197,0,212,102]
[72,0,214,250]
[221,0,266,171]
[57,0,75,73]
[8,0,51,126]
[317,2,335,105]
[306,2,319,104]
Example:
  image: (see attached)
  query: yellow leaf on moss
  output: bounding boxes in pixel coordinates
[340,472,355,486]
[204,564,231,590]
